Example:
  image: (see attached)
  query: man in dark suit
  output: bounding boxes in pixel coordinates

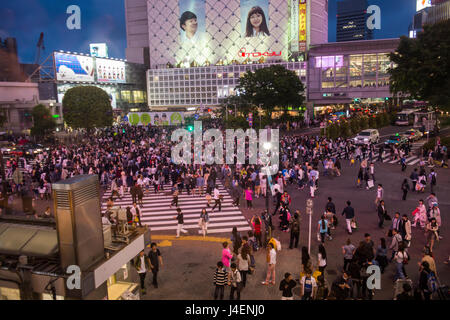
[377,200,387,228]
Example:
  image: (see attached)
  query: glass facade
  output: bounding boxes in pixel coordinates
[317,53,393,89]
[148,62,307,108]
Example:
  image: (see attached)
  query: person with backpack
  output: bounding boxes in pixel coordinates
[289,211,300,249]
[389,229,403,262]
[279,272,297,300]
[300,270,317,300]
[317,215,329,243]
[419,261,437,300]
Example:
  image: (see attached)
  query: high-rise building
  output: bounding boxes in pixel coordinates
[336,0,373,42]
[408,0,450,38]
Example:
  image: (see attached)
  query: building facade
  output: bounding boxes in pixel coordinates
[307,38,400,115]
[147,61,306,109]
[336,0,373,42]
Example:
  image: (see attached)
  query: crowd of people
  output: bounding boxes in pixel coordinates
[0,123,448,300]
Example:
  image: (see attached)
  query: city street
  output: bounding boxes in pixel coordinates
[136,152,450,300]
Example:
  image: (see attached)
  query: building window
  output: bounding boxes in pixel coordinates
[121,90,131,103]
[377,53,391,76]
[133,91,145,103]
[363,54,377,77]
[349,55,363,77]
[321,81,334,89]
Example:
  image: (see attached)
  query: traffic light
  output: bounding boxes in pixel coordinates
[385,97,389,101]
[187,125,194,132]
[122,129,126,134]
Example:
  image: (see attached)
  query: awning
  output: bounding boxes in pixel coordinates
[0,223,58,257]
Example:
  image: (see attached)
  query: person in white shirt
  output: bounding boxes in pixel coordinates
[300,270,317,300]
[134,250,152,294]
[375,184,384,208]
[262,243,276,285]
[318,244,327,274]
[211,187,221,212]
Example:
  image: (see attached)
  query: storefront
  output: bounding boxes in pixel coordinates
[106,262,139,300]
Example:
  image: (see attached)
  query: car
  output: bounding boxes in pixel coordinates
[402,129,423,141]
[384,134,409,146]
[354,129,380,145]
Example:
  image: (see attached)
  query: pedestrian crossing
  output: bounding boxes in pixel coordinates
[101,182,252,235]
[328,143,423,166]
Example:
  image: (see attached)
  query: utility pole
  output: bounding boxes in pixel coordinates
[306,198,313,254]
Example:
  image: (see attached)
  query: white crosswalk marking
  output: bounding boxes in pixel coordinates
[328,150,421,166]
[101,182,252,235]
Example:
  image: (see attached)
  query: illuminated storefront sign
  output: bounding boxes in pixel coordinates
[416,0,432,11]
[238,48,282,58]
[290,0,299,53]
[299,0,307,49]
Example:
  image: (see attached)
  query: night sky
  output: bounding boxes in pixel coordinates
[0,0,417,64]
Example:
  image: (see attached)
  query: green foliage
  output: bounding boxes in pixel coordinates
[389,20,450,111]
[368,116,376,129]
[320,127,325,136]
[360,116,369,130]
[30,104,56,137]
[375,114,383,128]
[339,120,351,138]
[350,117,360,135]
[62,86,113,131]
[423,136,450,151]
[235,65,306,114]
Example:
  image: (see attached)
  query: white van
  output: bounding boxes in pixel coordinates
[354,129,380,144]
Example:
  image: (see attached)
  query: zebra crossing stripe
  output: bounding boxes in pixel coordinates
[101,181,251,235]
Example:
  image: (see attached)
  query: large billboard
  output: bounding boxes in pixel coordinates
[241,0,270,37]
[57,83,118,109]
[96,58,126,83]
[299,0,306,51]
[127,112,184,126]
[417,0,432,11]
[179,0,206,43]
[147,0,291,67]
[54,52,95,82]
[90,43,108,58]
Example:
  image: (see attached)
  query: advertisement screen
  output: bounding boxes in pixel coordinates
[96,58,126,83]
[57,84,118,109]
[90,43,108,58]
[54,52,95,82]
[417,0,432,11]
[127,112,184,126]
[241,0,270,37]
[299,0,306,43]
[179,0,205,43]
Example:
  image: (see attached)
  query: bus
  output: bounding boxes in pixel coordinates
[395,109,416,126]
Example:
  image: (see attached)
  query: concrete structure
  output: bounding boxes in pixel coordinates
[307,38,400,115]
[0,82,39,134]
[336,0,373,42]
[124,0,150,67]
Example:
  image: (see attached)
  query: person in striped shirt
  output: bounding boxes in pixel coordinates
[213,261,228,300]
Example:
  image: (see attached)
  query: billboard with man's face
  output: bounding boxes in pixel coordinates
[179,0,205,43]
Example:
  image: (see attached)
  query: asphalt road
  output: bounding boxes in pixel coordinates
[140,155,450,300]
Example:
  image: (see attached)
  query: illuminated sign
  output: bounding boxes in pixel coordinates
[416,0,432,11]
[127,112,184,126]
[315,55,344,69]
[238,48,282,58]
[54,52,94,82]
[96,58,126,83]
[299,0,307,43]
[90,43,108,58]
[289,0,299,53]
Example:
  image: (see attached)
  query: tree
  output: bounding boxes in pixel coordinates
[62,86,113,131]
[235,65,305,116]
[30,104,56,137]
[389,20,450,111]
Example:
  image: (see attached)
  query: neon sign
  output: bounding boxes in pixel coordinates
[238,48,282,58]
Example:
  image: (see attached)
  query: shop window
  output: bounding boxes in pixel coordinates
[363,54,377,77]
[349,80,362,88]
[321,81,334,89]
[133,91,145,103]
[349,55,363,77]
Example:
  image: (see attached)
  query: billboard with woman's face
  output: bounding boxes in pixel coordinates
[179,0,205,43]
[241,0,270,37]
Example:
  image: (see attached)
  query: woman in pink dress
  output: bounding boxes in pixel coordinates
[245,187,253,209]
[222,241,233,271]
